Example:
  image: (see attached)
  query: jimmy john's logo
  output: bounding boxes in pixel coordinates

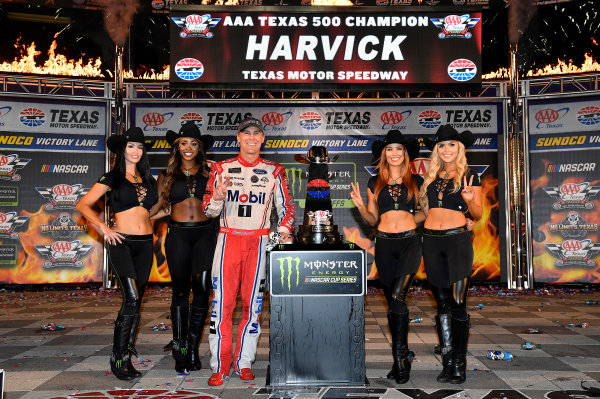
[543,182,600,210]
[545,239,600,268]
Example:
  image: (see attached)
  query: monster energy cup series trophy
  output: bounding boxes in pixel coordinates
[295,146,344,245]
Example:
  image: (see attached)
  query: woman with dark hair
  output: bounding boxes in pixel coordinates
[350,130,423,384]
[418,124,483,384]
[77,127,158,380]
[152,121,216,374]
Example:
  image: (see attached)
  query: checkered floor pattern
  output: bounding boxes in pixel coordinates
[1,285,599,399]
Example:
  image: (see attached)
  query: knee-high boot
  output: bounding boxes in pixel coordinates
[110,314,135,381]
[388,310,414,384]
[449,315,469,384]
[125,313,142,378]
[434,314,443,355]
[187,305,208,371]
[165,306,190,374]
[436,313,453,383]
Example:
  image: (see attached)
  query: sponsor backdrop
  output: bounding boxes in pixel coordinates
[135,102,503,283]
[169,6,482,91]
[528,97,600,283]
[0,97,106,284]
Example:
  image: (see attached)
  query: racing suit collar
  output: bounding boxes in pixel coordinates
[236,154,262,167]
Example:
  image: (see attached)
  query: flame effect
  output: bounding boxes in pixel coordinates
[343,174,501,282]
[482,53,600,79]
[0,206,103,284]
[531,174,600,283]
[0,39,169,80]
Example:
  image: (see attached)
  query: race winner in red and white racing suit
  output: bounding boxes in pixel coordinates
[203,154,295,377]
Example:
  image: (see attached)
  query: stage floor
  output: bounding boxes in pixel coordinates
[1,284,599,399]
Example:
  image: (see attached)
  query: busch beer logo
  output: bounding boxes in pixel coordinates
[227,190,266,204]
[550,211,598,239]
[0,153,31,181]
[36,184,89,211]
[534,108,568,129]
[277,256,300,291]
[431,14,480,39]
[172,14,221,38]
[0,211,29,239]
[545,239,600,268]
[543,182,600,210]
[34,240,93,269]
[40,212,88,240]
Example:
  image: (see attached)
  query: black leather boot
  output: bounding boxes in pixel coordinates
[110,314,134,381]
[165,306,190,374]
[389,310,414,384]
[436,313,453,383]
[450,315,469,384]
[187,305,208,371]
[434,314,443,355]
[386,312,399,380]
[126,313,142,378]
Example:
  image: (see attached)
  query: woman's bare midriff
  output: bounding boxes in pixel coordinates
[114,207,153,235]
[170,197,209,223]
[424,208,466,230]
[378,210,417,233]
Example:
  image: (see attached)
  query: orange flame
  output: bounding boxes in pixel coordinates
[0,206,103,284]
[149,220,171,282]
[482,53,600,79]
[0,38,169,80]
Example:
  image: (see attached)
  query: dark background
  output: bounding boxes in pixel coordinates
[0,0,598,79]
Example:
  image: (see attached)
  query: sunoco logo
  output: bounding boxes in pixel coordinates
[277,256,300,291]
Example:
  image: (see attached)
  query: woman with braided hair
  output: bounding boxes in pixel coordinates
[152,121,216,374]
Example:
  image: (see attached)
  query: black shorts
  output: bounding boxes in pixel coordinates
[422,227,473,288]
[374,230,422,288]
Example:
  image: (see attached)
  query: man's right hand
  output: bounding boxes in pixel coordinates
[212,175,231,201]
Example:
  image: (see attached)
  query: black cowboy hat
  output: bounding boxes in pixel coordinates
[106,126,148,153]
[423,124,474,151]
[371,130,420,162]
[166,121,215,149]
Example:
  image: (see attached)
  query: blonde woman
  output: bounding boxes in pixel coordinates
[419,124,482,385]
[350,130,423,384]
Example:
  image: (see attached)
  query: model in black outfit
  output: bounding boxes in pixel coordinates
[77,127,158,380]
[350,130,424,384]
[418,125,483,384]
[151,121,216,374]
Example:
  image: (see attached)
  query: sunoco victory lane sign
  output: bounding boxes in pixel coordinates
[170,6,482,91]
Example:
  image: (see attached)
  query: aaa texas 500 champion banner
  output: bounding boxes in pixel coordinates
[169,6,482,91]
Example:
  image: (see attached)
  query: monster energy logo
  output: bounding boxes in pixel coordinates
[115,359,123,368]
[285,167,306,197]
[278,256,300,291]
